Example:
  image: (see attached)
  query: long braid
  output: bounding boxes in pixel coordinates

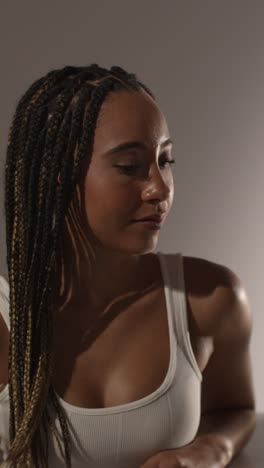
[5,70,84,438]
[5,67,82,448]
[3,64,155,467]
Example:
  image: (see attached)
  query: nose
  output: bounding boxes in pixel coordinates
[141,165,173,204]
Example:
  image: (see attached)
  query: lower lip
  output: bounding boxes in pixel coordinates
[132,220,162,230]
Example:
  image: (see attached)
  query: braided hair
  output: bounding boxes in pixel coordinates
[3,64,155,467]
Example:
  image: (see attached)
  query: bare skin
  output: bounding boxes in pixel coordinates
[0,89,256,465]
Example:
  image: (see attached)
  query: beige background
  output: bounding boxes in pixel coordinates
[0,1,263,411]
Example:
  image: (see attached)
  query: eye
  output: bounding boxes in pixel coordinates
[114,158,175,175]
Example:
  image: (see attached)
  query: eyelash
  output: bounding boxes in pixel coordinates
[115,159,175,175]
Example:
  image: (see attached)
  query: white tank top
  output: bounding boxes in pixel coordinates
[0,252,202,467]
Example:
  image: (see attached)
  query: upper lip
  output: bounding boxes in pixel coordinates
[133,214,165,223]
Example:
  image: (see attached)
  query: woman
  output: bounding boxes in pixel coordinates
[0,64,256,467]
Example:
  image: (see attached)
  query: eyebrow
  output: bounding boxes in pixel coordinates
[104,138,173,156]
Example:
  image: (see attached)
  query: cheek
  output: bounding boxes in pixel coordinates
[84,178,136,226]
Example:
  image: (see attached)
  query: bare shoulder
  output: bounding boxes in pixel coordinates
[182,254,239,294]
[181,254,251,337]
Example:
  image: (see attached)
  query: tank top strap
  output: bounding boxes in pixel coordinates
[158,252,202,381]
[0,275,10,332]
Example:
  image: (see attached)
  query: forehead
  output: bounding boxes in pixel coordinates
[92,89,170,153]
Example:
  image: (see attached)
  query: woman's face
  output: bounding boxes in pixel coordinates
[81,88,175,255]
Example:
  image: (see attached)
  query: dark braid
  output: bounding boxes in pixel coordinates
[3,63,155,467]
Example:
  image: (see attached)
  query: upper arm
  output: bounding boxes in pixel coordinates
[200,268,255,415]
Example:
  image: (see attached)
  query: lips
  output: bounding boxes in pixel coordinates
[133,215,164,223]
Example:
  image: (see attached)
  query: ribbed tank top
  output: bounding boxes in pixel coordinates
[0,252,202,467]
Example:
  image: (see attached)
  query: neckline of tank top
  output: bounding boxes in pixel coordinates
[0,252,179,414]
[54,252,179,414]
[0,252,202,414]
